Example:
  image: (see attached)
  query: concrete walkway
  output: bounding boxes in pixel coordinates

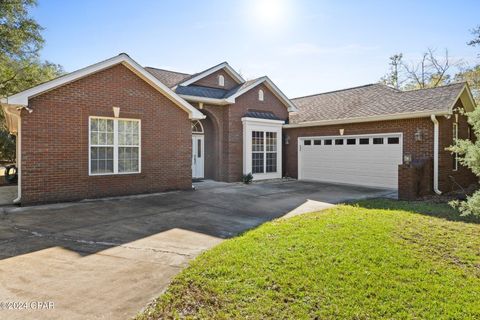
[0,185,17,205]
[0,180,393,320]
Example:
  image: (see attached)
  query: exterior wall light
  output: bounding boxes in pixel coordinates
[414,129,423,142]
[403,153,412,166]
[339,129,344,136]
[113,107,120,118]
[283,134,290,145]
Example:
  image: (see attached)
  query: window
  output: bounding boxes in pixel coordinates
[324,139,332,145]
[335,139,344,145]
[346,138,356,145]
[266,132,277,173]
[304,140,311,145]
[453,123,458,171]
[252,131,264,174]
[252,131,278,174]
[258,89,264,101]
[373,137,384,145]
[218,75,225,87]
[313,139,322,145]
[89,117,140,175]
[191,120,204,134]
[359,138,369,145]
[388,137,400,144]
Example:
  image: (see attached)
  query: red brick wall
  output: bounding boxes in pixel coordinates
[438,102,477,192]
[284,113,476,196]
[284,118,433,178]
[195,83,289,182]
[225,83,289,181]
[192,69,239,90]
[21,64,192,205]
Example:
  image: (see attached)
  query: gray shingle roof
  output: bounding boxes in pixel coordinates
[290,82,466,124]
[145,67,192,88]
[244,110,282,120]
[175,85,228,99]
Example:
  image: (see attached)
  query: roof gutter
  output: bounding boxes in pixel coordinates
[430,115,442,195]
[284,110,451,128]
[178,94,231,106]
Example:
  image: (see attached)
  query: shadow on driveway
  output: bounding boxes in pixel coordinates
[0,180,392,320]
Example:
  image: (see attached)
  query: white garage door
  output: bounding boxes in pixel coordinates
[298,134,402,189]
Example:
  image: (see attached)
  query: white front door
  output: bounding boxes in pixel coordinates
[192,135,204,179]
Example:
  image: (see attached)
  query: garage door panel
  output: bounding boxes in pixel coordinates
[299,134,402,189]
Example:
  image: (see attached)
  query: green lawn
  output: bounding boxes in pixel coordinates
[137,199,480,320]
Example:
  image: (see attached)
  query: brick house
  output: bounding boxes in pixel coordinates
[1,53,477,205]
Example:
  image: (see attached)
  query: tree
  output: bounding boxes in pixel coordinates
[0,0,63,161]
[381,53,403,89]
[449,107,480,216]
[381,49,455,90]
[448,26,480,216]
[467,25,480,48]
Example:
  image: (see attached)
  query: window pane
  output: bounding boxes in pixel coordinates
[197,139,201,157]
[119,147,140,173]
[324,139,332,145]
[304,140,311,145]
[119,120,140,146]
[335,139,344,145]
[373,137,384,144]
[313,140,321,145]
[252,131,264,152]
[252,153,264,174]
[266,132,277,152]
[266,153,277,173]
[359,138,369,145]
[347,138,356,145]
[90,146,114,174]
[387,137,399,144]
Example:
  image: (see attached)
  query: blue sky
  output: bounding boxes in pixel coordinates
[33,0,479,97]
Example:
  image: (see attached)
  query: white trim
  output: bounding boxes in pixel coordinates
[284,110,451,128]
[242,117,283,181]
[258,89,264,101]
[228,76,298,112]
[241,117,285,125]
[218,74,225,87]
[178,94,230,105]
[448,83,476,113]
[88,116,142,176]
[452,122,458,171]
[178,62,245,87]
[430,115,442,195]
[1,53,205,120]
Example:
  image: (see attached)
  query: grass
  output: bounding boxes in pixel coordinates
[137,199,480,320]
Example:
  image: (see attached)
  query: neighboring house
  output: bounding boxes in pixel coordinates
[0,53,477,205]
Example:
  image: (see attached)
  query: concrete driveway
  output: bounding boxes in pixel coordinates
[0,180,393,320]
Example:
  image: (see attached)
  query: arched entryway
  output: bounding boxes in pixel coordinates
[191,109,222,181]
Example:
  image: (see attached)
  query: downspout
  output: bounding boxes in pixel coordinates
[13,114,21,204]
[430,115,442,195]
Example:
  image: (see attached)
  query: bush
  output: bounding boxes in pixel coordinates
[242,173,253,184]
[448,108,480,216]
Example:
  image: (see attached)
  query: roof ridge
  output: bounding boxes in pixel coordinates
[292,83,381,100]
[145,66,191,76]
[402,81,466,92]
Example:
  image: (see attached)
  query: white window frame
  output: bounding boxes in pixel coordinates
[218,75,225,87]
[88,116,141,176]
[453,122,458,171]
[258,89,264,101]
[242,117,284,180]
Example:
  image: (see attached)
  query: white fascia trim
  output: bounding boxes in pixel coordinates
[179,62,245,87]
[430,115,442,195]
[179,94,231,105]
[3,53,205,120]
[284,110,452,128]
[241,117,285,125]
[449,84,476,112]
[228,76,298,112]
